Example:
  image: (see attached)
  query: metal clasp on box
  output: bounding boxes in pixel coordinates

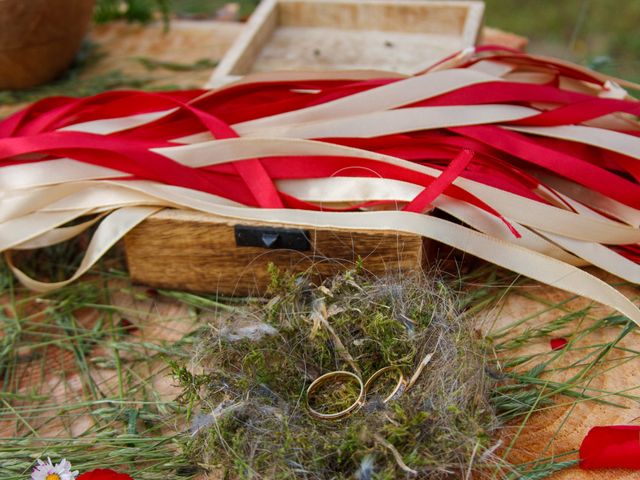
[234,225,311,251]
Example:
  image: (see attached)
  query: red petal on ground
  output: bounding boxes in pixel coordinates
[580,425,640,469]
[77,469,134,480]
[550,337,568,350]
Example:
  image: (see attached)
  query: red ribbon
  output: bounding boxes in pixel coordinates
[404,149,475,213]
[1,48,639,255]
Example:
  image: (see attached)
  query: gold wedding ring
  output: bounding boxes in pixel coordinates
[306,366,406,420]
[306,370,364,420]
[363,365,405,403]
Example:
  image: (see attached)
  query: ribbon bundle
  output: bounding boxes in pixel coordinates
[1,46,639,321]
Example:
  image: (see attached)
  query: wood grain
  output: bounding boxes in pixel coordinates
[479,277,640,479]
[124,208,424,295]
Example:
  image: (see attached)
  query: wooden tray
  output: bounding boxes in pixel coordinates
[208,0,485,86]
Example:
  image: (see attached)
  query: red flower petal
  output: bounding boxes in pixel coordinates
[77,469,134,480]
[550,337,568,350]
[580,425,640,469]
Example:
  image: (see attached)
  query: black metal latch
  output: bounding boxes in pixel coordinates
[234,225,311,251]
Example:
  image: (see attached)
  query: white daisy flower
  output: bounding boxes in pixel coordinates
[31,457,79,480]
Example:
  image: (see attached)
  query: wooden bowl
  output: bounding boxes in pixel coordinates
[0,0,95,90]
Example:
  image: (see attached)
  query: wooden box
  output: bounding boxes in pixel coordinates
[208,0,485,86]
[125,0,485,295]
[124,209,425,296]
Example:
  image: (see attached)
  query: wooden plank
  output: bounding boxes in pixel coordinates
[124,209,424,295]
[209,0,485,86]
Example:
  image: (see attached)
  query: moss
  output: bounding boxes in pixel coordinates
[171,268,506,479]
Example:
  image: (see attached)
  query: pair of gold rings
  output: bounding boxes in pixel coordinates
[306,366,405,420]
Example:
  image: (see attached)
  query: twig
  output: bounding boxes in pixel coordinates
[406,335,442,391]
[373,434,418,476]
[309,297,359,374]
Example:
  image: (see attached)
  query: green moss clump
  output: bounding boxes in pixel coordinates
[175,267,501,479]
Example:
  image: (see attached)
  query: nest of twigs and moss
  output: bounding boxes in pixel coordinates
[172,266,505,479]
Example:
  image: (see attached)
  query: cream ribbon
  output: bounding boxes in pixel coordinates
[5,180,640,326]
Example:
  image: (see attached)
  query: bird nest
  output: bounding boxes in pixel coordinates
[172,265,506,479]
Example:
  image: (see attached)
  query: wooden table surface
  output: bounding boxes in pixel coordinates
[2,18,634,480]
